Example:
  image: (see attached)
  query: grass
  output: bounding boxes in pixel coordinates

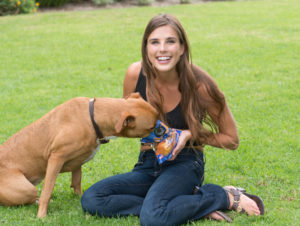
[0,0,299,225]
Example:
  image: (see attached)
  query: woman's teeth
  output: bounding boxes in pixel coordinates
[158,56,171,61]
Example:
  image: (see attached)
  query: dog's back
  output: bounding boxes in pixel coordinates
[0,94,158,182]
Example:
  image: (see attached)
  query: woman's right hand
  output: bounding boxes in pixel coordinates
[169,130,192,161]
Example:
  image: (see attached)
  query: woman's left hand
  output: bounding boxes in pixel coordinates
[169,130,192,161]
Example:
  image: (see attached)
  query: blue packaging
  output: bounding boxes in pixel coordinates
[141,120,181,164]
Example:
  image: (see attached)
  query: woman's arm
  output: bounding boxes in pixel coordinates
[205,100,239,150]
[170,104,239,160]
[197,72,239,150]
[123,61,142,98]
[171,67,239,160]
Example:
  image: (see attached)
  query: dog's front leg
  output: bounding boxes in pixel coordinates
[71,166,82,195]
[37,153,65,218]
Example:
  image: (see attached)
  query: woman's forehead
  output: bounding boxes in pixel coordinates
[148,25,179,40]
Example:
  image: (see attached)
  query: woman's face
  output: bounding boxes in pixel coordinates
[147,25,184,73]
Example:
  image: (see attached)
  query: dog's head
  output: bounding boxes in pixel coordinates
[114,92,158,138]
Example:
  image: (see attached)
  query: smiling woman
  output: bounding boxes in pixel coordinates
[80,13,264,225]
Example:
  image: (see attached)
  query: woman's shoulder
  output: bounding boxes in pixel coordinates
[123,61,142,98]
[126,61,142,79]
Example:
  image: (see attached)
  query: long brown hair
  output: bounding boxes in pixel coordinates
[141,14,225,144]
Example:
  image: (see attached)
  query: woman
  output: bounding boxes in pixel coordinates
[81,14,264,225]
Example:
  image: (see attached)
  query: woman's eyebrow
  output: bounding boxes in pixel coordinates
[166,37,177,40]
[148,38,159,41]
[149,36,177,41]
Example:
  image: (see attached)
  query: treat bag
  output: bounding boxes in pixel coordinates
[155,129,181,164]
[140,120,170,143]
[140,120,181,164]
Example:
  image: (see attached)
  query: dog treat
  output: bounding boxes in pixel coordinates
[141,120,181,164]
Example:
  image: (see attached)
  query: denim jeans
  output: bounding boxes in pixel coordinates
[81,148,229,226]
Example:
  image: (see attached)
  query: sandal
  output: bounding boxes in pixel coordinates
[194,186,233,223]
[208,211,233,223]
[224,186,264,215]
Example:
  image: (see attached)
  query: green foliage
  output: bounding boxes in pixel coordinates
[0,0,299,225]
[92,0,113,6]
[0,0,38,15]
[137,0,152,6]
[180,0,190,4]
[38,0,70,7]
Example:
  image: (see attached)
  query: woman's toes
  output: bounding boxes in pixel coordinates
[206,212,224,221]
[240,194,260,215]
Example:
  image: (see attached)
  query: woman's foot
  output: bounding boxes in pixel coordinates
[206,211,233,222]
[206,211,225,221]
[224,186,262,216]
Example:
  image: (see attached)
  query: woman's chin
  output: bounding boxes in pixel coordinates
[154,64,175,73]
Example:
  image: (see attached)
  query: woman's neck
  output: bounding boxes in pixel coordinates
[155,69,179,86]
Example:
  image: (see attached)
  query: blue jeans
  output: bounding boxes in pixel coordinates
[81,148,229,226]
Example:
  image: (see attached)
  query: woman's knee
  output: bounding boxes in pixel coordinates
[140,209,158,226]
[81,183,115,216]
[140,205,167,226]
[81,190,98,214]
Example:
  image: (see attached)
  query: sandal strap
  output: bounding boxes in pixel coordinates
[224,187,244,212]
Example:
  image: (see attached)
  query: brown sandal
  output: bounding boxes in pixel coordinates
[194,186,233,223]
[205,210,233,223]
[214,211,233,223]
[224,187,264,215]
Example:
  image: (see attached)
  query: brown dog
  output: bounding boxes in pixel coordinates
[0,92,158,218]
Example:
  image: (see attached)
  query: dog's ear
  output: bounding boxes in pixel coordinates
[115,112,136,133]
[126,92,141,99]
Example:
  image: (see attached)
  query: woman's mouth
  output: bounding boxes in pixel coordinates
[156,56,171,64]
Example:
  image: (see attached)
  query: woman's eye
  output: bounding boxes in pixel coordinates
[150,40,159,45]
[167,40,175,44]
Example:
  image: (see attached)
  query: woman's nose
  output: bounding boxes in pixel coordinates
[159,42,167,52]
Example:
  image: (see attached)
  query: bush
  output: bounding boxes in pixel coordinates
[180,0,190,3]
[92,0,113,6]
[137,0,152,6]
[38,0,71,7]
[0,0,38,16]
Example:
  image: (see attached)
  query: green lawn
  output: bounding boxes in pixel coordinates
[0,0,299,225]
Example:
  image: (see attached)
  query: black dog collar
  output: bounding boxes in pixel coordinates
[89,98,109,144]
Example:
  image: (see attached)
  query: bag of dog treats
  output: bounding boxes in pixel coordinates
[141,120,181,164]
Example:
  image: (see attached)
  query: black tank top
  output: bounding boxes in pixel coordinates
[135,70,188,130]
